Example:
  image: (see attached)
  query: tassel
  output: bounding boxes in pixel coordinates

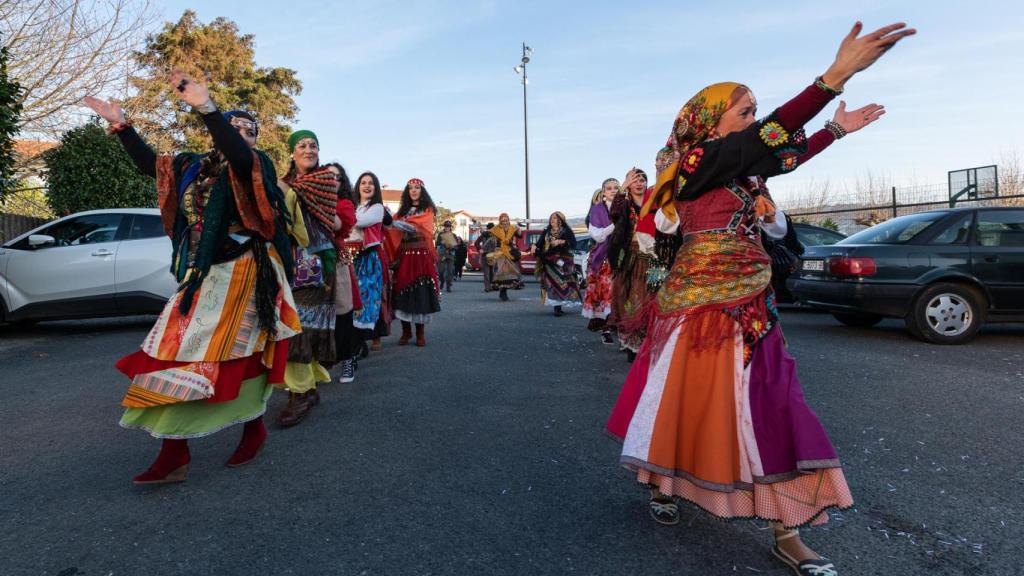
[754,195,776,220]
[252,241,280,338]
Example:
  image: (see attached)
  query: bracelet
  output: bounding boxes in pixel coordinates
[814,76,843,96]
[824,120,847,140]
[194,99,218,115]
[107,120,132,135]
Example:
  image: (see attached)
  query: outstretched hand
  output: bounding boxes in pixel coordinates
[168,69,212,109]
[82,96,125,125]
[833,100,885,134]
[822,22,916,90]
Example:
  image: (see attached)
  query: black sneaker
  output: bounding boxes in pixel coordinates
[602,331,614,344]
[340,359,355,383]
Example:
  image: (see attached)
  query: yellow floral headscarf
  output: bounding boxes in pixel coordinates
[643,82,745,220]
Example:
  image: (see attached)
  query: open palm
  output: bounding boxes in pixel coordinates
[833,100,885,134]
[82,96,125,124]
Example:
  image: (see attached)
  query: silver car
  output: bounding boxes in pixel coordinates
[0,208,177,323]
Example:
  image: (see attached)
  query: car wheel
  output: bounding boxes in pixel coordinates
[831,312,884,328]
[904,283,986,345]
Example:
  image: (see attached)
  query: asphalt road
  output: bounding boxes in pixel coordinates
[1,273,1022,576]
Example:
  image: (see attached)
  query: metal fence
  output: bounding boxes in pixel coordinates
[780,182,1024,235]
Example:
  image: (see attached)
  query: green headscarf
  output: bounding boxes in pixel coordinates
[287,129,318,152]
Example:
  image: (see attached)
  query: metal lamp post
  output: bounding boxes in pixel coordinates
[514,43,533,220]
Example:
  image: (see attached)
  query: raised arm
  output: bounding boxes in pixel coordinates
[83,96,157,178]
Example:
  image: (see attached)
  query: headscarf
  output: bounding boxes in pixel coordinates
[643,82,745,220]
[287,129,318,152]
[491,213,519,259]
[407,178,424,187]
[543,211,572,252]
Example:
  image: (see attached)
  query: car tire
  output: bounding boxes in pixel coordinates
[904,283,986,345]
[831,312,884,328]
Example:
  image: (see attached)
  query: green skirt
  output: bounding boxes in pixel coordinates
[120,375,272,439]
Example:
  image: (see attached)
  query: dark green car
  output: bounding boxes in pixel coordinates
[790,207,1024,344]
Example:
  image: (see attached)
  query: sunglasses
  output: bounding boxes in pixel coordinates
[229,116,259,138]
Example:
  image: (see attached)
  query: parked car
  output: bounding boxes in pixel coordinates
[768,222,847,304]
[790,207,1024,344]
[0,208,177,324]
[517,228,545,275]
[572,232,593,290]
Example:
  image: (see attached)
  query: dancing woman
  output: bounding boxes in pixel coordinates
[582,178,619,343]
[606,22,914,575]
[349,172,388,347]
[84,71,299,483]
[489,213,521,302]
[275,130,340,426]
[391,178,442,346]
[531,211,581,316]
[326,163,360,384]
[606,168,657,361]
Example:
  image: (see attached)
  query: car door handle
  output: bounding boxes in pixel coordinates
[91,249,114,257]
[984,255,1000,263]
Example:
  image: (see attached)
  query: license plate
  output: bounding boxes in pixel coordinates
[802,259,824,272]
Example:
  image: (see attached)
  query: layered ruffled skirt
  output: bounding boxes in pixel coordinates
[607,233,852,528]
[118,244,300,439]
[582,259,613,322]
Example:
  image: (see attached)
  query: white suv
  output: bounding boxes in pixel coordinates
[0,208,177,323]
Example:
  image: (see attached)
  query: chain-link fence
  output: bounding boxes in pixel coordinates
[779,181,1024,235]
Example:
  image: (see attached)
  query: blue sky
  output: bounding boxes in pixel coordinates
[159,0,1023,218]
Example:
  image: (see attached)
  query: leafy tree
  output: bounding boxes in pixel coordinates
[1,185,54,218]
[123,10,301,167]
[43,122,155,215]
[0,38,23,201]
[434,205,455,232]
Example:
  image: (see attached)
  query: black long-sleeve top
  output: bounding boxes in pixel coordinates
[116,110,254,178]
[534,226,577,258]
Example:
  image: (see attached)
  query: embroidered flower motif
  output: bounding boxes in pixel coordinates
[676,176,688,194]
[759,121,789,147]
[776,149,800,172]
[682,148,704,174]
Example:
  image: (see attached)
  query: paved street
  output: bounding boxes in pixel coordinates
[1,273,1022,576]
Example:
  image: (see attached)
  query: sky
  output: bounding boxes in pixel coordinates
[155,0,1024,219]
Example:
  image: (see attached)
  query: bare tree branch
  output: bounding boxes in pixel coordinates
[0,0,156,138]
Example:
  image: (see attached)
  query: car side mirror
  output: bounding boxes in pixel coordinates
[28,234,56,248]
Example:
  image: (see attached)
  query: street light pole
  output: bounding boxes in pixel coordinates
[514,43,533,220]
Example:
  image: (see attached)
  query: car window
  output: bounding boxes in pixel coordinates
[840,212,946,245]
[975,210,1024,247]
[930,213,973,245]
[20,213,124,248]
[525,233,543,247]
[797,227,845,246]
[576,238,594,252]
[128,214,165,240]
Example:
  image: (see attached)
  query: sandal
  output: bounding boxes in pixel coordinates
[648,496,680,526]
[771,529,838,576]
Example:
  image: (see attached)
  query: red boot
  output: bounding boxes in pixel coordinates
[133,439,190,485]
[399,321,413,346]
[227,417,267,468]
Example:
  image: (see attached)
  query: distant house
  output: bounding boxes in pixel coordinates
[14,140,58,184]
[382,188,402,213]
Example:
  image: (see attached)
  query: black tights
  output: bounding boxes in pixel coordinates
[335,311,355,362]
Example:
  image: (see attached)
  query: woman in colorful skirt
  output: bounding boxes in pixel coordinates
[85,71,299,484]
[530,211,581,316]
[349,172,389,348]
[606,168,658,361]
[326,163,361,384]
[275,130,339,427]
[391,178,442,346]
[489,213,521,302]
[582,178,618,343]
[606,21,914,575]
